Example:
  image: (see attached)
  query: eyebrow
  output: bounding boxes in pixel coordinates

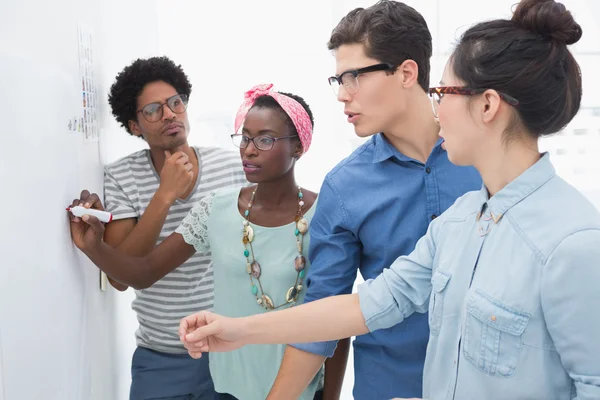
[241,128,279,135]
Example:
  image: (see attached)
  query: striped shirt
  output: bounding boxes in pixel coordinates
[104,146,246,353]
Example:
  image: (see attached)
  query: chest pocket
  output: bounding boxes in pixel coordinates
[429,270,451,336]
[463,290,531,377]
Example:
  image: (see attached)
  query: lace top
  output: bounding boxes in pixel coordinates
[175,191,216,254]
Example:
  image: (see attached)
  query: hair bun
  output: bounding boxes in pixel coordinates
[512,0,582,45]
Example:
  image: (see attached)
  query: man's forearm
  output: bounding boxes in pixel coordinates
[85,242,153,289]
[243,294,368,345]
[86,232,194,290]
[117,191,173,256]
[105,192,173,290]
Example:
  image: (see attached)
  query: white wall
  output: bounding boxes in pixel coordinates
[0,1,159,399]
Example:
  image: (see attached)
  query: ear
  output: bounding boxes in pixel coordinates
[293,139,304,160]
[128,120,143,138]
[480,90,502,124]
[397,59,420,89]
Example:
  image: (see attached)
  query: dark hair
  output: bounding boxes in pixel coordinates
[451,0,582,138]
[251,92,314,136]
[327,0,432,92]
[108,56,192,136]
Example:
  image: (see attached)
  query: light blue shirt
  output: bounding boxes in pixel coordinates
[359,153,600,400]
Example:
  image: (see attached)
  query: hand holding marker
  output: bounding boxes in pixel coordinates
[66,191,112,291]
[67,205,113,223]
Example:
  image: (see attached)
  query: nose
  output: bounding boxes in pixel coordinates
[243,139,259,157]
[161,103,176,121]
[337,85,352,103]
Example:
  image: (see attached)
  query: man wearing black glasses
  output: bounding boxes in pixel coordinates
[73,56,245,399]
[267,2,481,400]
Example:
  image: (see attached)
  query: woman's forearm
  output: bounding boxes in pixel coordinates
[243,294,368,345]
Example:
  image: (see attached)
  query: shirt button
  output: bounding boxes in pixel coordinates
[425,167,431,174]
[431,214,437,220]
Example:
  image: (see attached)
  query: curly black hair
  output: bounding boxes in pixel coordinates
[251,92,314,137]
[108,56,192,136]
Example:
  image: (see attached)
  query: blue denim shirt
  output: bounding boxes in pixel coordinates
[359,153,600,400]
[294,134,481,399]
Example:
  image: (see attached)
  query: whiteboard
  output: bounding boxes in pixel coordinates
[0,327,4,400]
[0,0,159,398]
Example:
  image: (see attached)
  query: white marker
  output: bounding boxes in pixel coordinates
[67,206,113,223]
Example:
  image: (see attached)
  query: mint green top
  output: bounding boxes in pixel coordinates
[176,186,323,400]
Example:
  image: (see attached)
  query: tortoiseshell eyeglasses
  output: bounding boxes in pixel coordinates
[428,86,519,119]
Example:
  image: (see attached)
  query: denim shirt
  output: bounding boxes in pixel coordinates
[359,153,600,400]
[294,134,481,399]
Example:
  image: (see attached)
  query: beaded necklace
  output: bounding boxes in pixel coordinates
[242,186,309,310]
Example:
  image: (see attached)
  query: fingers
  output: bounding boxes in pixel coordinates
[69,198,83,222]
[166,151,188,163]
[189,351,204,359]
[82,214,105,235]
[179,312,204,341]
[180,313,210,359]
[176,156,192,174]
[184,319,221,344]
[69,190,103,222]
[185,341,209,359]
[174,154,190,165]
[186,339,208,351]
[166,152,192,176]
[178,317,191,339]
[84,192,103,210]
[179,312,212,344]
[80,190,90,202]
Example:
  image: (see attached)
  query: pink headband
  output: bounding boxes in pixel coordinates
[234,83,313,153]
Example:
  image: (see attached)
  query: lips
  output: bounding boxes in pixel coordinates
[242,161,261,173]
[163,123,182,135]
[345,111,360,124]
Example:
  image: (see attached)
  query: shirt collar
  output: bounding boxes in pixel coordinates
[480,152,555,219]
[372,133,445,164]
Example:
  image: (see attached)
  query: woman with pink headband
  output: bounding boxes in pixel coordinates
[176,83,326,400]
[69,84,330,399]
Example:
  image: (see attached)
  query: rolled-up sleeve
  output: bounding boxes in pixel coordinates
[292,177,361,357]
[359,218,439,332]
[541,229,600,400]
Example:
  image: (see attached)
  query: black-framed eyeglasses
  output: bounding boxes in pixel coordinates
[137,94,189,123]
[428,86,519,119]
[328,63,396,95]
[231,133,298,151]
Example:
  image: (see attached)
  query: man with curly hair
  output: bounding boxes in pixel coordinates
[100,56,245,399]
